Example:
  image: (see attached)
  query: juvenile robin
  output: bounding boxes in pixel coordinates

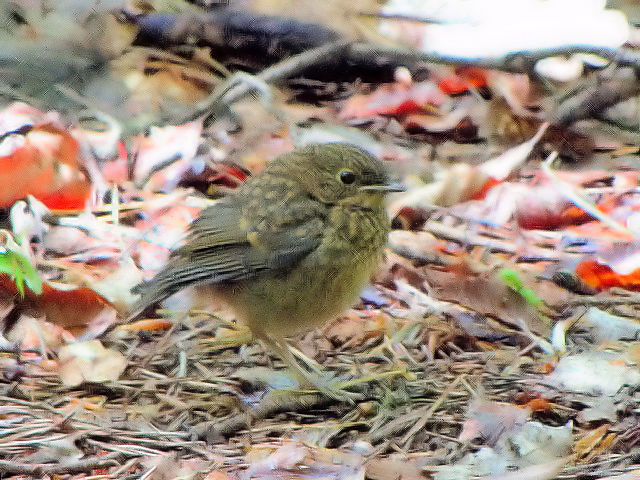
[131,143,402,396]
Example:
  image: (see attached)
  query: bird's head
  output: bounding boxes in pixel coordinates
[280,143,404,209]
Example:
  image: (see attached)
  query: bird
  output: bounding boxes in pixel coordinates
[131,143,402,397]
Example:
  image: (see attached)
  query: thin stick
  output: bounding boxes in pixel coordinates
[181,39,351,122]
[401,374,466,448]
[0,452,126,475]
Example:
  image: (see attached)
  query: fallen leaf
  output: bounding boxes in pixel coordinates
[0,274,117,337]
[576,259,640,292]
[437,67,488,95]
[133,121,203,191]
[422,267,550,336]
[574,424,611,460]
[339,81,447,119]
[546,351,640,395]
[5,314,74,351]
[90,258,144,311]
[460,399,530,445]
[0,119,91,209]
[482,457,569,480]
[58,339,127,386]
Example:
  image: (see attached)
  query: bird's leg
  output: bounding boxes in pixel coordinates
[258,334,316,386]
[288,344,324,376]
[258,334,359,402]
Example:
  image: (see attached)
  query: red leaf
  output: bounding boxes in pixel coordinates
[339,82,446,119]
[438,67,488,95]
[0,123,91,209]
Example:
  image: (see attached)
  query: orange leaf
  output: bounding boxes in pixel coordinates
[470,177,502,200]
[438,67,488,95]
[117,318,173,332]
[525,398,553,413]
[576,260,640,291]
[574,424,610,460]
[0,275,115,336]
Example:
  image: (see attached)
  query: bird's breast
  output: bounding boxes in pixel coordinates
[228,207,389,338]
[326,206,389,257]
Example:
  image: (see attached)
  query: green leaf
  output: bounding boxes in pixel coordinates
[15,251,42,294]
[519,287,542,307]
[0,250,42,297]
[499,268,524,291]
[12,255,24,297]
[498,267,542,308]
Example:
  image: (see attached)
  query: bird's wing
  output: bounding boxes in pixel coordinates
[182,202,250,251]
[130,200,325,315]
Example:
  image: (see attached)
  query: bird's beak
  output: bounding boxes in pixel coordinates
[360,182,406,193]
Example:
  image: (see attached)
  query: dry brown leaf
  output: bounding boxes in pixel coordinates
[574,424,611,460]
[422,267,550,336]
[58,339,127,387]
[5,314,74,351]
[460,399,531,445]
[365,458,423,480]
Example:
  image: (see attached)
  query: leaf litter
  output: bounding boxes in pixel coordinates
[3,0,640,479]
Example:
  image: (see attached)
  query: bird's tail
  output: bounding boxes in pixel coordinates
[127,259,189,321]
[127,256,226,321]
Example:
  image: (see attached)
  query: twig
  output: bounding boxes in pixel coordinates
[563,294,640,307]
[355,11,447,24]
[0,452,127,475]
[541,151,632,236]
[191,389,358,440]
[348,43,640,74]
[181,39,351,123]
[401,374,466,448]
[422,221,561,261]
[551,76,640,126]
[366,411,459,444]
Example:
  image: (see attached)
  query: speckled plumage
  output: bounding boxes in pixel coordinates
[132,143,397,387]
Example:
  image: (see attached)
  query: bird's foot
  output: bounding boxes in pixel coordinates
[257,336,362,402]
[292,369,363,403]
[288,344,325,376]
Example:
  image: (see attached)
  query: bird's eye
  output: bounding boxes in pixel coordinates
[338,169,356,185]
